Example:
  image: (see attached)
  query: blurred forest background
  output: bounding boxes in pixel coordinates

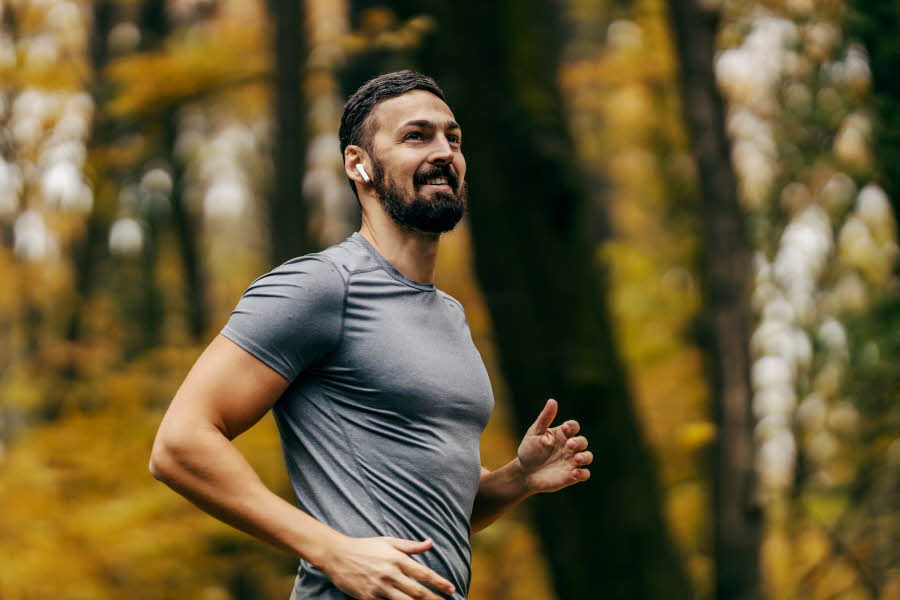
[1,0,899,598]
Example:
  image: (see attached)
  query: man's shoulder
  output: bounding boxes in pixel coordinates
[304,235,379,279]
[436,290,470,329]
[224,240,364,380]
[268,235,376,285]
[436,290,465,314]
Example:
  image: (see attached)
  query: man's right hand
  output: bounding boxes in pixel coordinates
[318,536,456,600]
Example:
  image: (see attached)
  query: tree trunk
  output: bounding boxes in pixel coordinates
[395,1,694,597]
[165,113,210,340]
[141,0,211,341]
[135,214,165,353]
[668,2,762,599]
[266,0,311,264]
[62,0,115,385]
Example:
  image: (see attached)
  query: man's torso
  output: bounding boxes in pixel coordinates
[222,233,494,599]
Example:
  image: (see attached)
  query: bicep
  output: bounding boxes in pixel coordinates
[158,334,290,443]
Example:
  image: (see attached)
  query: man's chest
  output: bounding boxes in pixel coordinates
[314,289,494,427]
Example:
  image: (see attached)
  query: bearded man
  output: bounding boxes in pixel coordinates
[150,71,592,600]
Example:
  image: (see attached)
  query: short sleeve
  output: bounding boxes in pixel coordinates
[221,256,346,381]
[438,291,468,327]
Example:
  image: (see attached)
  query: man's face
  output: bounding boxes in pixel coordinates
[366,90,467,234]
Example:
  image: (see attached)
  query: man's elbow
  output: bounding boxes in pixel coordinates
[148,431,189,482]
[149,437,171,482]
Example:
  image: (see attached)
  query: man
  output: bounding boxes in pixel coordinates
[150,71,592,600]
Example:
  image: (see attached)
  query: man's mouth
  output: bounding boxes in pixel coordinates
[415,169,457,191]
[423,176,450,189]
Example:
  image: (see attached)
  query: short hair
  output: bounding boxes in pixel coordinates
[339,70,446,199]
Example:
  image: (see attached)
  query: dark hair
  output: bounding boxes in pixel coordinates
[339,70,446,199]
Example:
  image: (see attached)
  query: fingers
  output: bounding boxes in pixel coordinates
[392,566,448,600]
[333,537,455,600]
[573,467,591,482]
[382,579,437,600]
[387,537,433,555]
[575,450,593,466]
[560,419,580,437]
[381,538,456,598]
[529,398,558,435]
[381,588,416,600]
[399,554,456,596]
[565,435,589,453]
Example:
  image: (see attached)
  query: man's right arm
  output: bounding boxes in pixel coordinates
[149,334,455,600]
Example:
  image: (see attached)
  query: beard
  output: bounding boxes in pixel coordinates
[371,156,467,234]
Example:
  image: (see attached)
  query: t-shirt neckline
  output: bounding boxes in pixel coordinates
[349,232,436,292]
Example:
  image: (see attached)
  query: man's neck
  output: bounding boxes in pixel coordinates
[358,212,440,285]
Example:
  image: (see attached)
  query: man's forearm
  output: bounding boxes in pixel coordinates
[470,459,535,533]
[149,423,343,566]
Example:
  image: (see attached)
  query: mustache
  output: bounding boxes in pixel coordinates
[413,165,459,190]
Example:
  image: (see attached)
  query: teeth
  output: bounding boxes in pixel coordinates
[426,177,448,185]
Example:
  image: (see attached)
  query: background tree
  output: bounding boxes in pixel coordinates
[668,1,762,599]
[139,0,211,342]
[392,1,694,597]
[266,0,311,264]
[61,0,115,388]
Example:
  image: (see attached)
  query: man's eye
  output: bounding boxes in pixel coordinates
[405,132,423,140]
[448,135,460,144]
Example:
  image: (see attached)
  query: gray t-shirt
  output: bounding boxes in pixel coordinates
[221,232,494,600]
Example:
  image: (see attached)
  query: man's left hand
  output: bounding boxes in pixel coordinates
[516,398,592,494]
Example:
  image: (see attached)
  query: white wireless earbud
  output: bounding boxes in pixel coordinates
[355,164,371,183]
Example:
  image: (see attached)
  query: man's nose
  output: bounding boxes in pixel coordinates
[429,136,454,164]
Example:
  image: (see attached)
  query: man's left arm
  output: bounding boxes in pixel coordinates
[470,399,592,533]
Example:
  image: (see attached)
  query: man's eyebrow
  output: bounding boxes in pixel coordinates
[398,119,461,131]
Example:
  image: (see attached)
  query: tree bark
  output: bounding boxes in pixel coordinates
[266,0,311,265]
[67,0,116,347]
[62,0,115,384]
[393,1,694,597]
[140,0,211,341]
[135,213,165,353]
[668,2,762,599]
[164,112,210,340]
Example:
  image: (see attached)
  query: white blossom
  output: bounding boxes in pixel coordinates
[109,218,144,256]
[14,210,55,261]
[817,318,847,355]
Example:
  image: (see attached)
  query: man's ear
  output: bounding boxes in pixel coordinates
[344,146,371,185]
